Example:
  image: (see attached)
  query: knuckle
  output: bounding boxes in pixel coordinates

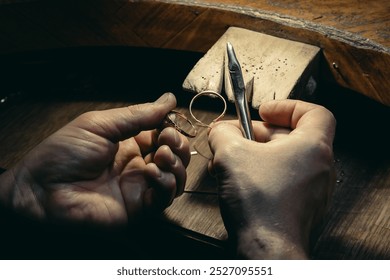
[76,111,98,123]
[213,140,241,166]
[305,137,334,163]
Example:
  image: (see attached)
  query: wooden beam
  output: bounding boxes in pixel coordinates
[0,0,389,105]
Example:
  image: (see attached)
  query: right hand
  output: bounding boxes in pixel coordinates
[208,99,336,259]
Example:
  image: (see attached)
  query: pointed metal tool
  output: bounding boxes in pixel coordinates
[227,42,255,140]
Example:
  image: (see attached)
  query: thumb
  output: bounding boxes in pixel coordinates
[208,121,246,154]
[71,92,176,142]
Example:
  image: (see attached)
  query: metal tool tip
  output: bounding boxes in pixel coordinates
[226,42,234,55]
[227,42,239,71]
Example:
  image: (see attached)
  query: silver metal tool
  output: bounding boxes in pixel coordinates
[226,42,255,140]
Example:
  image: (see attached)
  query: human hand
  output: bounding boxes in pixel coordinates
[0,93,190,226]
[208,99,336,259]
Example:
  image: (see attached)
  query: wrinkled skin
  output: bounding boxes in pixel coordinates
[208,99,336,259]
[0,93,190,226]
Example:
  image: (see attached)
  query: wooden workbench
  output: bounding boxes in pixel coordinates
[0,0,389,259]
[0,47,388,259]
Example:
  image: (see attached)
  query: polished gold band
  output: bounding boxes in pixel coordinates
[162,90,227,138]
[189,90,227,128]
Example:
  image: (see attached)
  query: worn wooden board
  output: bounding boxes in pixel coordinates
[183,27,320,108]
[0,91,388,259]
[0,0,389,105]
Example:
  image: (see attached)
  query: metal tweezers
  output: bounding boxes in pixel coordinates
[227,42,255,140]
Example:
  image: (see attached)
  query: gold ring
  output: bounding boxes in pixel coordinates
[189,90,227,128]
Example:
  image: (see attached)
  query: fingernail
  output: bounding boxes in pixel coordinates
[171,128,181,147]
[155,92,172,104]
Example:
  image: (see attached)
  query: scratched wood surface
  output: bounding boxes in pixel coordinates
[0,0,389,106]
[0,48,388,259]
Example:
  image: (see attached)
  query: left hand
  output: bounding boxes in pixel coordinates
[0,93,190,226]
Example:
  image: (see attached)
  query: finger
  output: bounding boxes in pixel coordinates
[208,121,270,179]
[71,92,176,143]
[153,145,186,196]
[207,158,216,177]
[119,169,148,223]
[209,119,285,144]
[158,127,191,167]
[134,130,159,156]
[114,138,142,172]
[259,99,336,144]
[144,152,155,164]
[252,121,291,143]
[144,163,177,211]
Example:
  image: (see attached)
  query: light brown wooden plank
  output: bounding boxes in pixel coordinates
[164,192,227,241]
[190,0,390,48]
[1,0,388,106]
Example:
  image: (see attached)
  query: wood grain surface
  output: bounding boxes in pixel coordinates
[0,47,388,259]
[0,0,389,106]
